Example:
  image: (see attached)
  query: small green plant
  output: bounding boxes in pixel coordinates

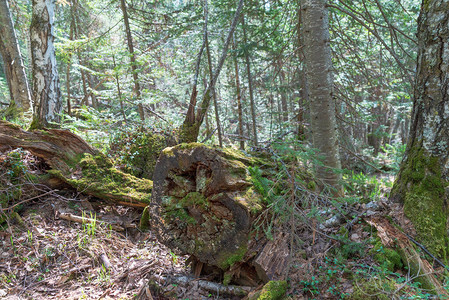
[169,251,178,264]
[27,230,33,245]
[82,211,97,236]
[300,276,320,296]
[97,265,111,286]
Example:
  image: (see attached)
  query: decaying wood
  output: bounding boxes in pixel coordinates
[150,143,286,285]
[366,217,449,296]
[0,121,152,207]
[252,233,289,282]
[0,121,96,173]
[149,274,254,297]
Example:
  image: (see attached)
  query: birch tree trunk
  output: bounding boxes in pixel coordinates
[302,0,341,190]
[390,0,449,259]
[30,0,62,128]
[0,0,32,113]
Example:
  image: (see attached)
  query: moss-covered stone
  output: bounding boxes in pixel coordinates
[391,144,448,259]
[248,280,288,300]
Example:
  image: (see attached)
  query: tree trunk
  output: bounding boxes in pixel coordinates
[0,121,152,208]
[120,0,144,122]
[233,39,245,150]
[205,23,223,147]
[150,143,286,285]
[390,0,449,260]
[0,0,32,113]
[242,16,258,147]
[302,0,341,190]
[179,0,244,143]
[30,0,62,129]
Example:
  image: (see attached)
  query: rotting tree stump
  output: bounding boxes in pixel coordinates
[0,121,152,208]
[150,143,288,285]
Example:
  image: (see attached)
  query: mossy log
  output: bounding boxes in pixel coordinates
[0,121,152,207]
[366,217,449,297]
[150,143,287,285]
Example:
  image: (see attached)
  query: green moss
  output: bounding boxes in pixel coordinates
[237,188,263,214]
[161,192,208,225]
[217,242,248,270]
[393,145,448,259]
[139,206,150,230]
[223,272,232,286]
[28,116,43,130]
[249,281,288,300]
[49,153,152,204]
[179,192,208,209]
[371,239,403,272]
[350,277,395,300]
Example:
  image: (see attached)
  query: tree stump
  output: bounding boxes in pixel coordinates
[150,143,287,285]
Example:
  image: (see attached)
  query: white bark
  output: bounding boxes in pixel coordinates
[30,0,61,127]
[0,0,32,112]
[302,0,341,189]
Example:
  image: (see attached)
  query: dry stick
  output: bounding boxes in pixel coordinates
[150,274,253,297]
[58,212,125,232]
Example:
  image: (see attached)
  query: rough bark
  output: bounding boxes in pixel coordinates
[390,0,449,259]
[149,143,285,285]
[30,0,62,128]
[0,121,152,207]
[302,0,341,190]
[0,0,32,112]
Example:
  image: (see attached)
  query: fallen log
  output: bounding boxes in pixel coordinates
[0,121,152,207]
[366,217,449,297]
[150,143,287,285]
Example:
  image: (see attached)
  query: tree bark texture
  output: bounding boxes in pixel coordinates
[30,0,62,128]
[302,0,341,189]
[390,0,449,259]
[0,0,32,112]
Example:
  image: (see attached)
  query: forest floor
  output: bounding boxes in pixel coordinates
[0,150,440,299]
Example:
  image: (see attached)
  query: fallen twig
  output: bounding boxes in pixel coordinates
[58,212,125,232]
